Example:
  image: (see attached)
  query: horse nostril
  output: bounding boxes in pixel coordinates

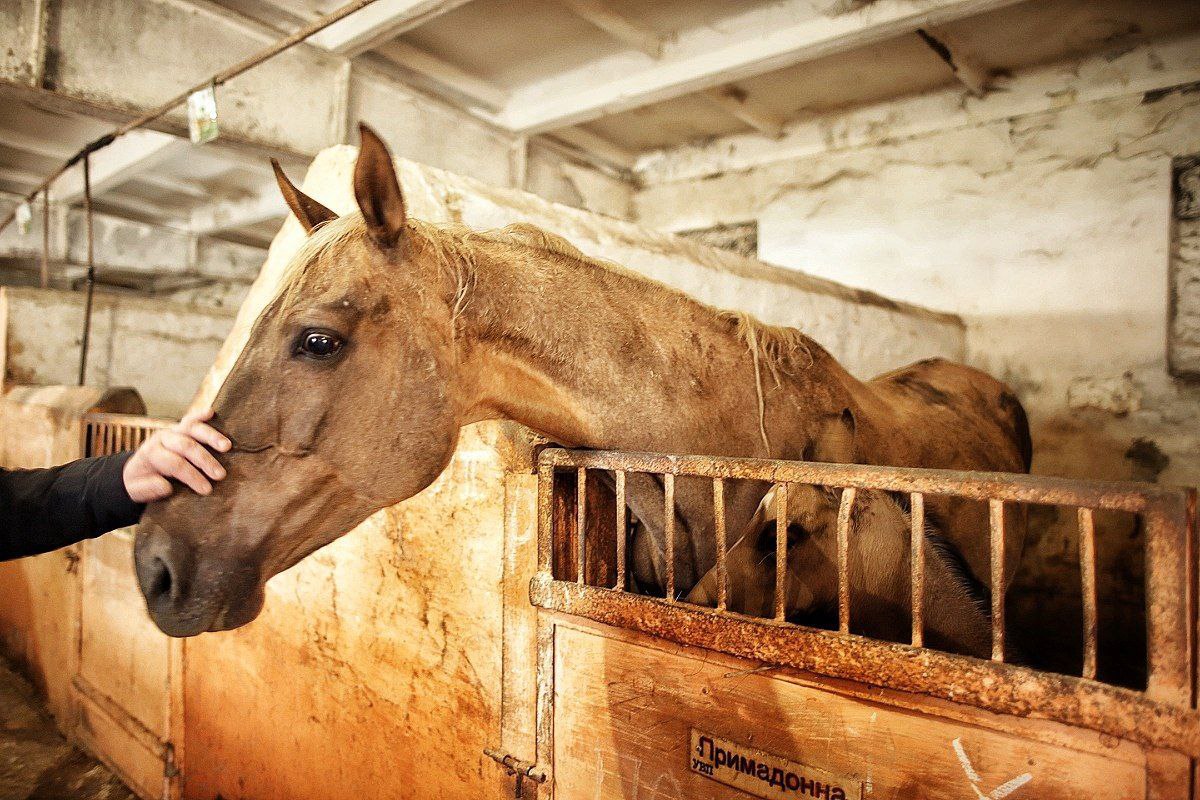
[148,556,173,601]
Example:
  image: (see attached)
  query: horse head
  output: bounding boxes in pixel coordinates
[134,126,465,637]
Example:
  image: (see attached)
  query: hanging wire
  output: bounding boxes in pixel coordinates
[40,188,49,289]
[0,0,382,238]
[78,155,96,386]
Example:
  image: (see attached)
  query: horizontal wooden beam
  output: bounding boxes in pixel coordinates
[555,0,663,58]
[51,130,188,205]
[373,40,509,111]
[188,185,286,235]
[703,86,785,139]
[309,0,473,57]
[496,0,1024,133]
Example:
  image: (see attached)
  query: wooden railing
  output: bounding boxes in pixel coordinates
[82,412,172,458]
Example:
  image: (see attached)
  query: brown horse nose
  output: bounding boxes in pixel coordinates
[134,522,198,633]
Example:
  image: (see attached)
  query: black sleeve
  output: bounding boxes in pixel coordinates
[0,452,145,562]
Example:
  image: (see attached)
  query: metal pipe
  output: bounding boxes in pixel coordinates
[39,189,49,289]
[78,155,95,386]
[537,448,1168,513]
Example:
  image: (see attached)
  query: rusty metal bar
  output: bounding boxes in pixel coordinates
[713,478,727,612]
[537,448,1172,513]
[576,467,586,585]
[664,472,675,602]
[910,492,925,648]
[774,483,788,622]
[1144,495,1193,707]
[990,499,1006,662]
[614,470,626,591]
[837,487,856,634]
[531,575,1200,757]
[1078,507,1098,680]
[537,462,554,576]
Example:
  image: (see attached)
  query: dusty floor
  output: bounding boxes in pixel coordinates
[0,657,135,800]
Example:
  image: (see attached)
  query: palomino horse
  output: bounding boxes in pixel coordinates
[134,124,1031,640]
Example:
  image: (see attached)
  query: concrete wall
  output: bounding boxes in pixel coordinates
[0,287,235,416]
[632,29,1200,683]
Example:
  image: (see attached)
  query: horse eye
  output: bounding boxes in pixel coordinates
[296,329,344,360]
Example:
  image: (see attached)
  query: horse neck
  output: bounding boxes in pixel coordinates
[450,233,857,458]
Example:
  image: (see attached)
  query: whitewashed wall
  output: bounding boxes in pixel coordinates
[632,29,1200,679]
[0,287,234,416]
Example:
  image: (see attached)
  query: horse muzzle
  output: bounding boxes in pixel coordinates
[133,521,265,637]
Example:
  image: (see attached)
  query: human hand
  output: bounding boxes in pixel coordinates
[122,408,232,503]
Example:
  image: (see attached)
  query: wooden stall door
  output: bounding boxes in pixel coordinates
[546,618,1161,800]
[75,527,178,799]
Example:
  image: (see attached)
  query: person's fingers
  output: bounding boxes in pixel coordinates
[184,420,231,453]
[161,431,226,480]
[149,447,212,495]
[178,407,214,427]
[127,474,173,504]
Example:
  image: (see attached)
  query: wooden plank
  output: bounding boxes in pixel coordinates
[499,0,1025,133]
[555,0,663,58]
[551,621,1146,799]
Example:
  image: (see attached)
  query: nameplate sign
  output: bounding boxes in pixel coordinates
[690,730,862,800]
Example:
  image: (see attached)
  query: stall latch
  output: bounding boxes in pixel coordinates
[484,747,546,798]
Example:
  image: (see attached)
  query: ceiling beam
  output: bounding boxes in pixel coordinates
[188,186,286,235]
[51,129,188,205]
[309,0,474,57]
[916,26,994,96]
[496,0,1024,133]
[703,86,785,139]
[372,40,509,111]
[554,0,663,58]
[546,127,637,171]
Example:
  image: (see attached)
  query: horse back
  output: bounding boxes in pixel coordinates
[865,357,1032,476]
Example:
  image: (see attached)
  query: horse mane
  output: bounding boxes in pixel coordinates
[278,215,814,453]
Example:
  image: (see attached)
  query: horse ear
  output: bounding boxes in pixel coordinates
[807,408,856,464]
[271,158,336,234]
[353,123,406,249]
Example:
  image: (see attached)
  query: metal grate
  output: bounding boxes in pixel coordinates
[82,412,172,458]
[532,448,1200,757]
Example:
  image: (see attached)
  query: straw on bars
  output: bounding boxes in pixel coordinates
[0,0,384,237]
